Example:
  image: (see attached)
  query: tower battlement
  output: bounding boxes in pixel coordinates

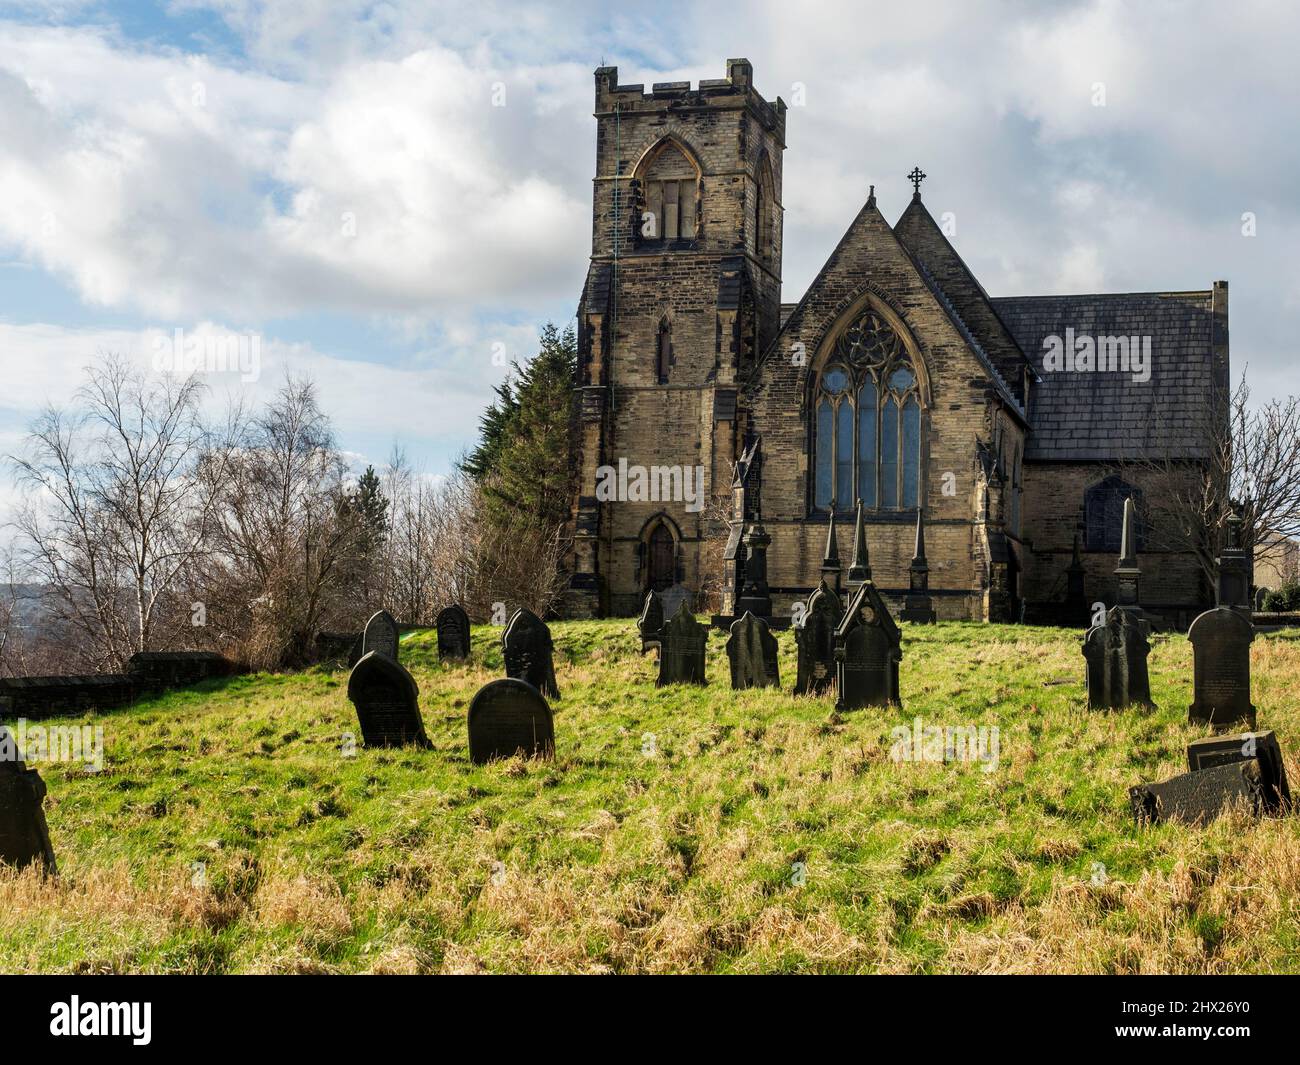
[594,59,786,140]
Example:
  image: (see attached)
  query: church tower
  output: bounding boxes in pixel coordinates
[567,60,787,616]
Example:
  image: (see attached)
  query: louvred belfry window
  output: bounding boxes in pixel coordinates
[813,309,923,512]
[639,140,698,242]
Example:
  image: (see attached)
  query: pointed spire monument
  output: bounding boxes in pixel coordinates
[821,510,842,595]
[900,508,937,623]
[846,498,871,585]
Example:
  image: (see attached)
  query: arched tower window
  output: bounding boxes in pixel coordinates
[638,139,699,242]
[813,308,924,513]
[754,154,775,263]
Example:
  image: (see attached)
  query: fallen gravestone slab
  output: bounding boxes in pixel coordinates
[436,604,471,662]
[0,728,57,874]
[502,609,560,699]
[1130,760,1264,826]
[726,611,779,690]
[362,609,400,662]
[467,678,554,765]
[1187,730,1291,814]
[347,650,430,748]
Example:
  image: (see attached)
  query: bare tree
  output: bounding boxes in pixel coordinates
[9,355,226,670]
[205,373,360,667]
[1118,373,1300,590]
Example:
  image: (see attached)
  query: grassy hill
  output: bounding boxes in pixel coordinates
[3,619,1299,974]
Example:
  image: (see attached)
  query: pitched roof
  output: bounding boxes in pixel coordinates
[893,196,1035,400]
[992,290,1221,462]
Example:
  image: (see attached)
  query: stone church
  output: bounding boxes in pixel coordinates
[566,59,1228,625]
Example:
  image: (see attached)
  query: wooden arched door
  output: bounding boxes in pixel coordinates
[647,524,675,592]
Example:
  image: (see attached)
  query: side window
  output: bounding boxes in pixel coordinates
[640,141,699,242]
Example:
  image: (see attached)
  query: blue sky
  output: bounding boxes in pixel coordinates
[1,0,1297,525]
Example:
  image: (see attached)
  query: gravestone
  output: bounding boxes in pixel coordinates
[1082,606,1151,710]
[436,604,471,662]
[0,729,57,874]
[1187,730,1290,814]
[467,678,555,765]
[726,611,779,690]
[1187,606,1255,728]
[1130,760,1264,826]
[660,583,693,622]
[657,601,707,686]
[1216,501,1252,619]
[794,579,842,696]
[502,608,560,699]
[347,651,430,748]
[834,580,902,711]
[362,609,400,661]
[638,590,665,654]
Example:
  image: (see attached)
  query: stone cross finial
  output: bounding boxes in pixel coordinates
[908,166,927,196]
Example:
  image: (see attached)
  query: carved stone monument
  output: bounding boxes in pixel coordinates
[361,609,400,661]
[1130,760,1264,826]
[467,678,555,765]
[502,608,560,699]
[435,604,471,662]
[900,508,937,623]
[834,579,902,710]
[657,601,707,686]
[1187,606,1255,728]
[0,728,57,874]
[794,579,842,696]
[726,611,779,689]
[1082,606,1152,710]
[346,651,430,748]
[1187,730,1290,814]
[638,589,665,655]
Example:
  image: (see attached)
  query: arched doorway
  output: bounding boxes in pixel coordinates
[647,524,675,592]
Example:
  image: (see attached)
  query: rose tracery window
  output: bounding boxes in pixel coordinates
[813,310,923,512]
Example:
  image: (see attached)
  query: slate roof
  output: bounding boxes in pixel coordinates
[894,198,1036,403]
[992,291,1221,462]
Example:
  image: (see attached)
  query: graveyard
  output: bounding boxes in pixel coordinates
[2,617,1299,975]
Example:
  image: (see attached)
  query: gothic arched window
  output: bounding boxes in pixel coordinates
[1084,475,1143,551]
[813,309,923,512]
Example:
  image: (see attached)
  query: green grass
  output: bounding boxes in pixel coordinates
[4,619,1300,973]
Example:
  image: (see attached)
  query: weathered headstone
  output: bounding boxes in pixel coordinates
[1187,730,1290,814]
[347,650,430,748]
[726,611,779,690]
[362,609,400,661]
[0,728,57,874]
[1130,759,1264,826]
[660,583,693,621]
[1082,605,1151,710]
[467,678,555,765]
[435,604,471,662]
[502,608,560,699]
[834,580,902,710]
[638,590,665,655]
[794,579,842,696]
[1187,606,1255,728]
[657,601,707,686]
[734,523,773,618]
